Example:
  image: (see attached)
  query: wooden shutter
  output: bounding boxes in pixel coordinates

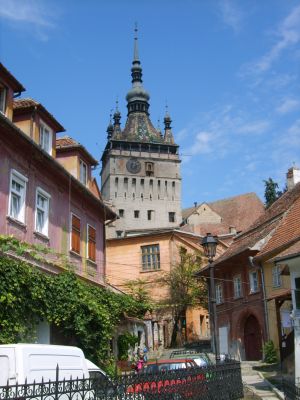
[88,225,96,262]
[71,214,80,253]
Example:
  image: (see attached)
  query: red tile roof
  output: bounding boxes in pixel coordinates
[214,182,300,266]
[0,63,25,92]
[274,239,300,261]
[13,98,65,132]
[182,192,264,235]
[56,136,98,166]
[255,194,300,260]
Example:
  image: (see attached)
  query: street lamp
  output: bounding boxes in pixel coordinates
[201,233,219,362]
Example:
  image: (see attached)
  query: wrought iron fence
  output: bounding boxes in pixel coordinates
[0,360,243,400]
[282,379,300,400]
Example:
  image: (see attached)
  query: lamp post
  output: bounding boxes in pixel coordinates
[201,233,219,362]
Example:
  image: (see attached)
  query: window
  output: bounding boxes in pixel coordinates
[216,284,223,304]
[116,230,123,238]
[87,225,96,262]
[134,210,140,218]
[9,169,28,223]
[295,277,300,310]
[0,85,6,114]
[79,160,87,186]
[272,265,282,288]
[115,177,119,188]
[35,188,50,236]
[146,162,154,176]
[233,275,242,298]
[249,271,259,293]
[71,214,81,254]
[147,210,154,220]
[169,212,175,223]
[124,177,128,190]
[39,122,52,155]
[141,244,160,271]
[141,179,144,188]
[119,209,124,218]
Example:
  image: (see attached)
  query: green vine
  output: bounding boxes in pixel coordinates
[0,236,148,370]
[117,332,138,361]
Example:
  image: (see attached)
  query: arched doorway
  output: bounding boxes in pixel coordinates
[244,315,262,360]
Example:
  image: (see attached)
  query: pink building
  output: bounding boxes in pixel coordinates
[0,63,116,288]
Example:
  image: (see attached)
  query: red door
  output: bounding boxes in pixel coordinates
[244,315,262,361]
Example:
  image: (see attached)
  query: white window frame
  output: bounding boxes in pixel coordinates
[249,270,259,293]
[39,121,53,155]
[216,284,223,305]
[0,85,7,114]
[8,169,28,223]
[35,187,51,236]
[79,159,87,186]
[233,275,242,298]
[272,265,282,288]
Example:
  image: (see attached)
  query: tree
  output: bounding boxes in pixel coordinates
[263,178,286,208]
[156,247,207,347]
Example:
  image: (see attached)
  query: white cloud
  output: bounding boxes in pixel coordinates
[180,104,271,161]
[276,98,300,114]
[0,0,58,39]
[189,131,215,155]
[218,0,243,33]
[236,120,270,134]
[246,5,300,74]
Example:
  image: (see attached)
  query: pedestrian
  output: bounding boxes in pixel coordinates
[135,355,144,373]
[143,345,148,363]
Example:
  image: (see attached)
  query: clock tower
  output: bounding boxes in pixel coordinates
[101,29,182,238]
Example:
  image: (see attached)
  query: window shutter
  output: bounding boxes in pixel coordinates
[88,225,96,262]
[71,215,80,253]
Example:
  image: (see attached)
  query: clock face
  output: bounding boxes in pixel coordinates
[126,158,141,174]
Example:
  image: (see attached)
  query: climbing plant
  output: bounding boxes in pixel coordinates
[0,236,147,368]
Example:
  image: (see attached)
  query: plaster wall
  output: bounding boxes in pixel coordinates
[102,149,182,237]
[188,205,222,225]
[0,137,105,282]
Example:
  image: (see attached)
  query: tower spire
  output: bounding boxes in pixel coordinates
[126,24,150,115]
[134,22,139,62]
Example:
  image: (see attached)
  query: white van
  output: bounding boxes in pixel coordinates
[0,344,104,385]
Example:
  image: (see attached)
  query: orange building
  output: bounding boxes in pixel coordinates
[106,229,227,354]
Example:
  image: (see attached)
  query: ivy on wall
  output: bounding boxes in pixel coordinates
[0,236,148,367]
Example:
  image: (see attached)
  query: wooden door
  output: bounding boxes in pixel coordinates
[244,315,262,360]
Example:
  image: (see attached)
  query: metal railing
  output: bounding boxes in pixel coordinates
[0,360,243,400]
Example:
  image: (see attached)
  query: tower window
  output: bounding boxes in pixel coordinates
[169,212,175,223]
[115,177,119,188]
[141,178,144,187]
[119,209,124,217]
[132,178,136,188]
[134,210,140,218]
[124,177,128,190]
[147,210,154,220]
[141,193,144,200]
[146,162,154,177]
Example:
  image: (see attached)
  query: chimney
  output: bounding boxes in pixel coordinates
[229,226,237,235]
[287,166,300,191]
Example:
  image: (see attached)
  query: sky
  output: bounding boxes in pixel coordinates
[0,0,299,208]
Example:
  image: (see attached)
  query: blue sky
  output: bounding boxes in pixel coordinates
[0,0,299,208]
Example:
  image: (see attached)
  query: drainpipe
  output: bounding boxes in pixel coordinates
[259,262,270,341]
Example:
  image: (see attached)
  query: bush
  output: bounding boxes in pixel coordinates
[263,340,278,364]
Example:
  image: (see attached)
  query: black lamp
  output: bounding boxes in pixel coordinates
[201,233,218,261]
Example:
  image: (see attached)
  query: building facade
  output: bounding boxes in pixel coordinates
[0,63,117,343]
[101,30,182,239]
